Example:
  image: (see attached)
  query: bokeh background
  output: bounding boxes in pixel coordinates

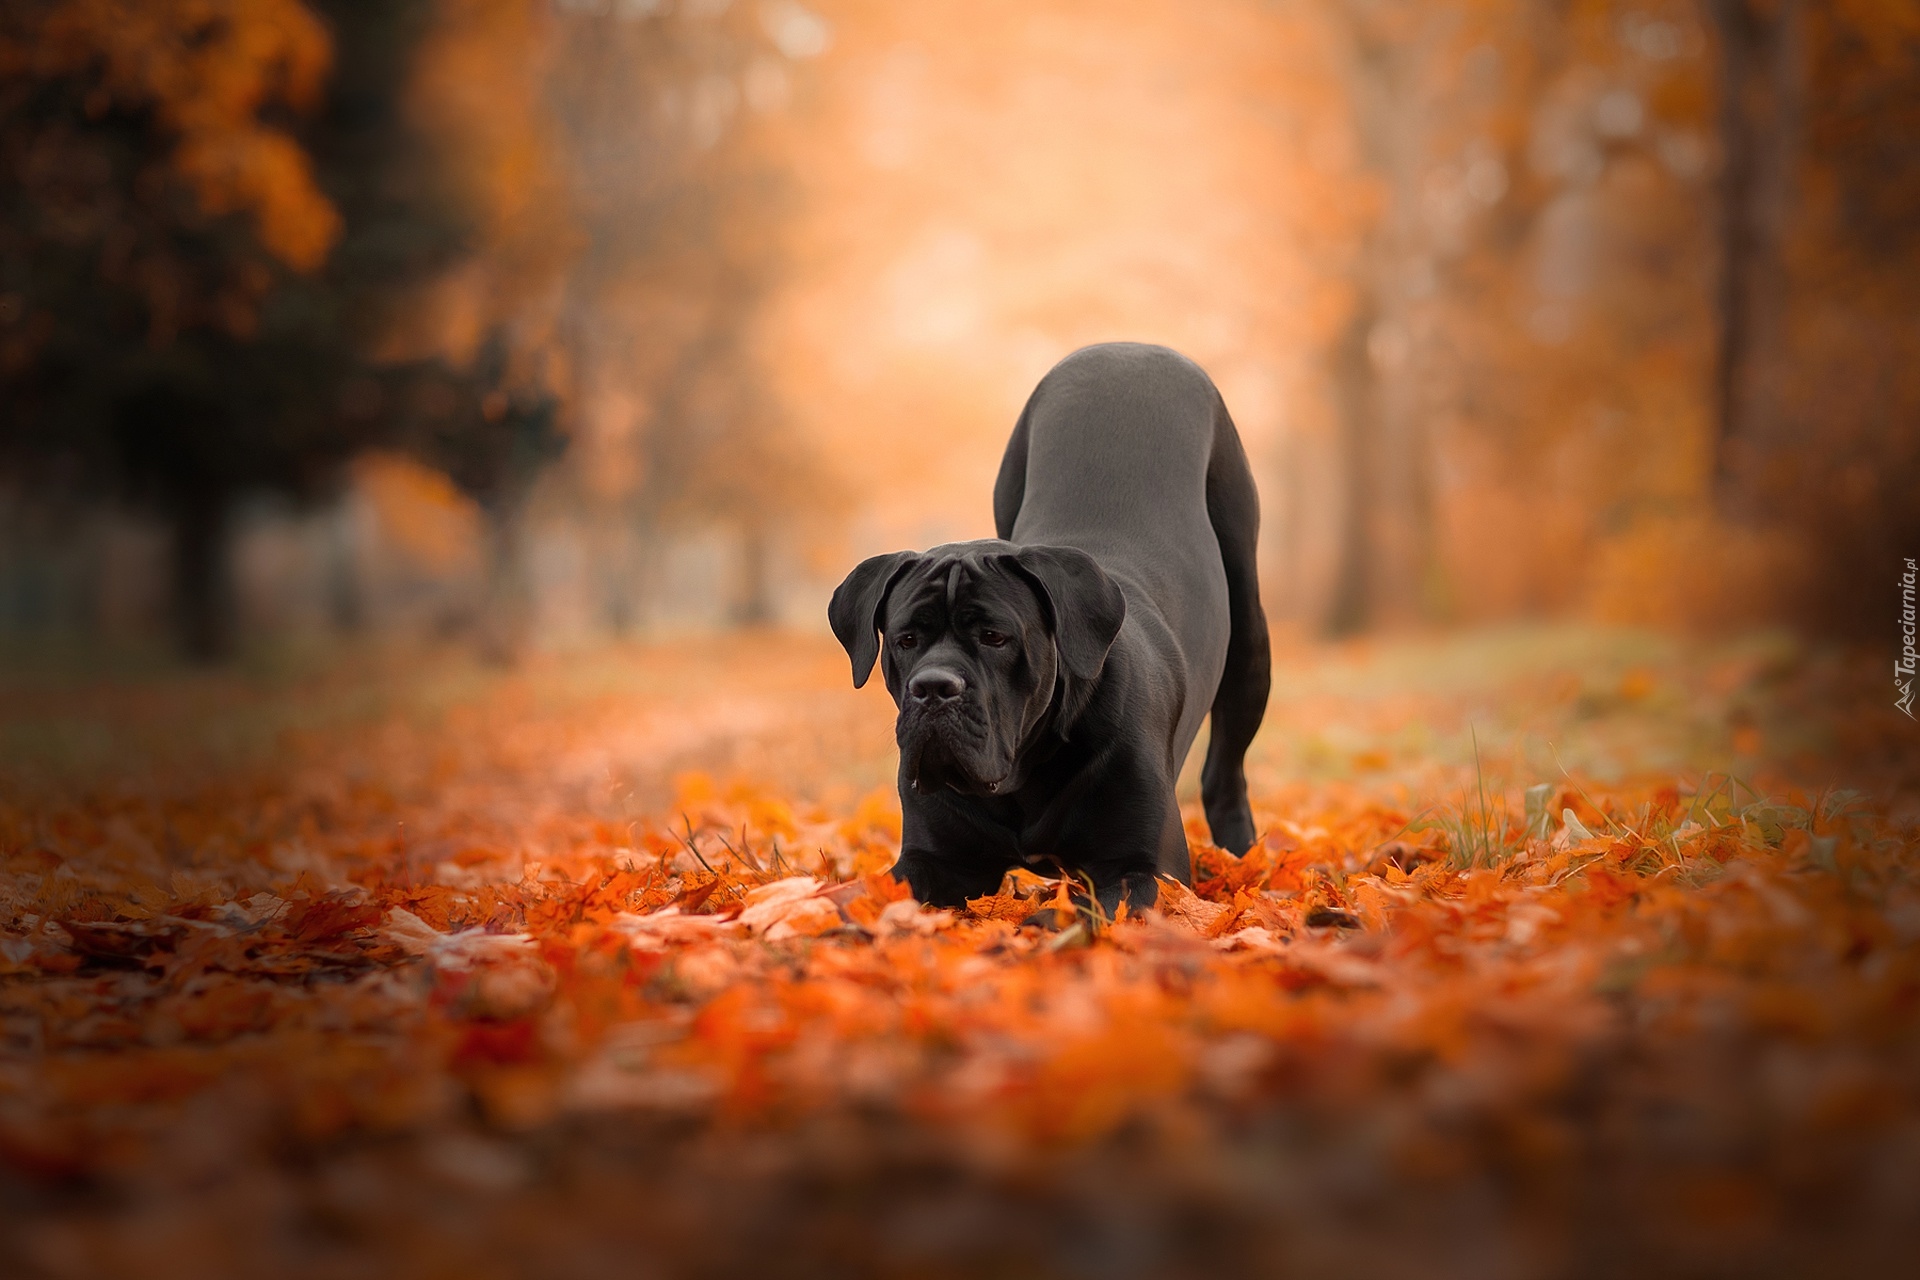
[1,0,1916,665]
[4,10,1920,1275]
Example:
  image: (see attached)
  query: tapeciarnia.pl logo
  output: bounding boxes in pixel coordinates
[1900,557,1917,719]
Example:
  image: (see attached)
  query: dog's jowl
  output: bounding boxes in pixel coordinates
[829,342,1271,916]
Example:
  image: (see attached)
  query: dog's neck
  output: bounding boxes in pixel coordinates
[997,655,1109,795]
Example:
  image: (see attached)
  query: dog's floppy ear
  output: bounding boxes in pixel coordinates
[828,551,918,688]
[1004,545,1126,681]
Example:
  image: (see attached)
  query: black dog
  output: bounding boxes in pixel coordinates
[828,342,1270,916]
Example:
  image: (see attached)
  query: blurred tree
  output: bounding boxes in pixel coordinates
[1313,0,1738,627]
[1322,0,1436,636]
[1706,0,1799,496]
[403,0,831,637]
[0,0,473,659]
[0,0,342,657]
[1321,0,1550,633]
[1710,1,1920,635]
[541,0,832,632]
[385,330,563,662]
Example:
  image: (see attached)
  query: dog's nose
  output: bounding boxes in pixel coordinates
[908,667,967,703]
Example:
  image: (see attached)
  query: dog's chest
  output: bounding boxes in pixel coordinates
[933,775,1102,870]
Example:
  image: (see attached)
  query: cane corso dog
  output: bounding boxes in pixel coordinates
[829,342,1270,917]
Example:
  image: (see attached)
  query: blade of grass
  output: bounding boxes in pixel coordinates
[1548,740,1628,837]
[677,814,717,878]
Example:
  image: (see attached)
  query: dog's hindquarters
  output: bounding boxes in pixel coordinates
[992,400,1031,543]
[995,342,1269,857]
[1198,392,1270,854]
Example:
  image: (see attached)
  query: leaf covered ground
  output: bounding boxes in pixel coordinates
[1,628,1916,1279]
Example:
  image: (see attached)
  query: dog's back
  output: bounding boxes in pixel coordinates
[994,342,1239,765]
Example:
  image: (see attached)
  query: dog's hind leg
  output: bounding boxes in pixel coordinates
[1200,394,1272,856]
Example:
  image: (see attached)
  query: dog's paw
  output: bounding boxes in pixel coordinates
[1204,804,1257,857]
[1020,905,1077,932]
[1095,871,1159,921]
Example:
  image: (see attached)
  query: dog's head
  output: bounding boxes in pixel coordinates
[828,540,1126,797]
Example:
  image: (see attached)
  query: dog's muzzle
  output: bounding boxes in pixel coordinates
[898,693,1000,794]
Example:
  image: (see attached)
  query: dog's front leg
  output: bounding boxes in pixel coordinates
[889,847,1009,909]
[1092,869,1160,920]
[1075,767,1184,922]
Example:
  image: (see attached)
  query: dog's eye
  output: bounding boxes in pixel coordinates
[895,633,917,650]
[978,629,1010,649]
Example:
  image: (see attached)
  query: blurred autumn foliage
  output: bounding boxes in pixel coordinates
[0,0,1915,656]
[1,0,821,657]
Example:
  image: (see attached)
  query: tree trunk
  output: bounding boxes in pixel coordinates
[732,519,777,628]
[595,500,647,637]
[170,491,234,663]
[1324,2,1437,635]
[1326,302,1378,637]
[324,496,365,636]
[476,499,531,666]
[1709,0,1803,503]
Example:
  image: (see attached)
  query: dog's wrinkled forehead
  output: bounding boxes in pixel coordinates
[892,559,965,614]
[887,542,1033,624]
